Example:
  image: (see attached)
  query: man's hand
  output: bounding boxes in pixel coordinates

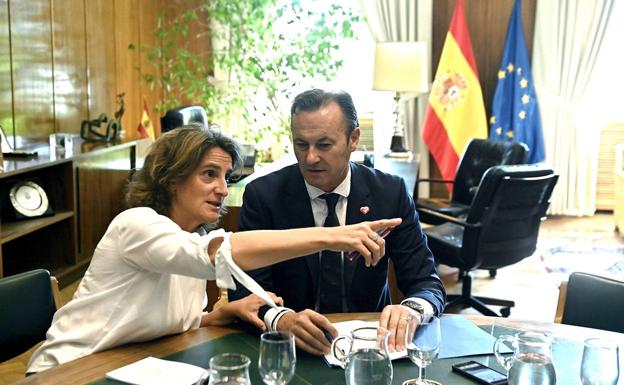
[379,304,422,352]
[276,309,337,355]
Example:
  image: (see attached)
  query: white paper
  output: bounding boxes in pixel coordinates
[106,356,206,385]
[323,320,407,368]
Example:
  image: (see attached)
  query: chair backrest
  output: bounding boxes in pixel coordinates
[0,269,58,362]
[452,139,529,206]
[160,105,209,133]
[462,164,558,270]
[561,272,624,333]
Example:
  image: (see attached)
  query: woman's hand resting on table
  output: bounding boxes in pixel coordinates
[201,292,283,330]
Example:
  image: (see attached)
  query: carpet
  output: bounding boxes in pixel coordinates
[539,237,624,280]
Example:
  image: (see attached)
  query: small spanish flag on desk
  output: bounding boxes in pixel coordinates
[138,100,156,142]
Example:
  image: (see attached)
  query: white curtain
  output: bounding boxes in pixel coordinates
[359,0,432,183]
[532,0,615,215]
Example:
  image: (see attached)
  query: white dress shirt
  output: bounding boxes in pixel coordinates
[27,207,231,373]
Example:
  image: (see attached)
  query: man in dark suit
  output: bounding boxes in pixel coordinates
[229,89,445,355]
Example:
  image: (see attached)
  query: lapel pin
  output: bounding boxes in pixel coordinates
[360,206,370,215]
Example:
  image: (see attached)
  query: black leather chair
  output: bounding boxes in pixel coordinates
[160,105,209,133]
[0,269,60,362]
[423,164,558,317]
[560,272,624,333]
[416,139,529,226]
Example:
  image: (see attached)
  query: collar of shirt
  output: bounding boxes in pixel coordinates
[304,166,351,227]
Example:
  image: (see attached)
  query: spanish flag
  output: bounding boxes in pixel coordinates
[422,0,487,185]
[137,100,156,142]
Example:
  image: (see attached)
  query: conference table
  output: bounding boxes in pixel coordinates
[15,314,624,385]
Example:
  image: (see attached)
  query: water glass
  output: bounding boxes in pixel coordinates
[581,338,620,385]
[258,331,296,385]
[406,316,441,385]
[195,353,251,385]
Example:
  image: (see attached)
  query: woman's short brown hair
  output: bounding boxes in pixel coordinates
[125,125,242,216]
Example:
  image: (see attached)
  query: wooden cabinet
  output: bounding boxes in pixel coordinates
[0,138,149,287]
[0,160,77,281]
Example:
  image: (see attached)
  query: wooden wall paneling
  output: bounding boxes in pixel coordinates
[10,0,55,139]
[84,0,116,124]
[0,0,13,136]
[51,0,88,134]
[166,0,211,108]
[185,0,211,109]
[76,149,132,261]
[114,0,141,141]
[138,0,164,139]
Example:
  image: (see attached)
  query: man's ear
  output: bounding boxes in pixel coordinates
[349,127,361,151]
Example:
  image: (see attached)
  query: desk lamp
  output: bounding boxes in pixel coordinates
[373,42,428,158]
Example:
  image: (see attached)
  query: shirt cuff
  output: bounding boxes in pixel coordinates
[212,231,277,309]
[263,306,294,331]
[401,297,435,323]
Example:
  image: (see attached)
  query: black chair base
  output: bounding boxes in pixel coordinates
[445,271,514,317]
[445,294,513,317]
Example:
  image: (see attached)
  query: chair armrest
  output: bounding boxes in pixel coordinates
[414,178,454,199]
[417,207,481,229]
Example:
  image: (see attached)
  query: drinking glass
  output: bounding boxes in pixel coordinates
[405,316,441,385]
[580,338,620,385]
[258,331,296,385]
[195,353,251,385]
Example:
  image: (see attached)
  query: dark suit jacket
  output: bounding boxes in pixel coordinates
[229,162,445,318]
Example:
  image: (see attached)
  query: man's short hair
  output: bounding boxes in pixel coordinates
[290,89,359,137]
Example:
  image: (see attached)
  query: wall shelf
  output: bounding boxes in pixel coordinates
[1,211,74,244]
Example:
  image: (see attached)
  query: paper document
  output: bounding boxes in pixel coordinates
[323,315,509,368]
[106,356,206,385]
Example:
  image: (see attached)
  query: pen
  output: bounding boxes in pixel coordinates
[322,329,334,343]
[346,227,394,261]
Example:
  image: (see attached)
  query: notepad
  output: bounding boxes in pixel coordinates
[106,356,206,385]
[323,315,510,368]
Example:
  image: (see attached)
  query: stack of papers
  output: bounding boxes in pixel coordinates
[323,315,509,367]
[106,356,206,385]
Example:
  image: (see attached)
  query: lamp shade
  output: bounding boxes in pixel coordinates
[373,42,428,93]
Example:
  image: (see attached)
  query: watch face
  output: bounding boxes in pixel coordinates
[9,181,50,217]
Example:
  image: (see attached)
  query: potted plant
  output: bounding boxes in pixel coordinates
[135,0,360,161]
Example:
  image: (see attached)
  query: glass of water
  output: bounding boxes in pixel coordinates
[581,338,620,385]
[195,353,251,385]
[258,331,296,385]
[405,316,441,385]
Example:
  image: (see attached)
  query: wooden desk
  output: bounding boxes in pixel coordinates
[15,314,624,385]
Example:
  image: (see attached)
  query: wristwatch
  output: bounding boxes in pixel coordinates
[401,300,426,320]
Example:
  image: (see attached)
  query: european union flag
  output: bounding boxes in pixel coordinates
[489,0,545,163]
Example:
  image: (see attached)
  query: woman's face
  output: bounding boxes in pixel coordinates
[169,147,232,231]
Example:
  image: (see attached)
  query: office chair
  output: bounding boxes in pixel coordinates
[0,269,61,362]
[160,105,209,133]
[422,164,558,317]
[416,139,529,226]
[558,272,624,333]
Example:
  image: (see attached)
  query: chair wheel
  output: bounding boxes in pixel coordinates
[489,269,497,278]
[500,307,511,317]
